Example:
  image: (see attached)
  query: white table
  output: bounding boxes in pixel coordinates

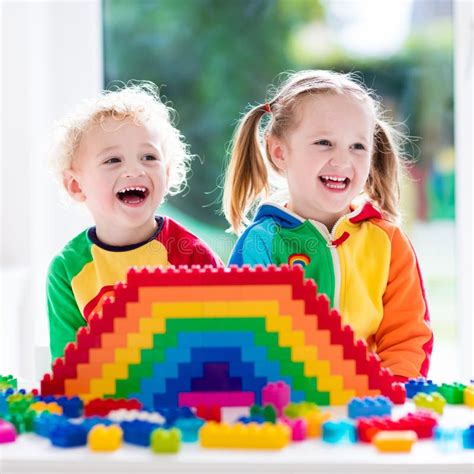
[1,404,473,473]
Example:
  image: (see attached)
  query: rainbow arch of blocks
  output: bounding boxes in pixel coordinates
[41,265,404,408]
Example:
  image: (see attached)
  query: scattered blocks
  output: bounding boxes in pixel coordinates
[150,427,181,453]
[434,427,462,452]
[121,420,160,447]
[0,375,17,391]
[262,381,290,416]
[84,398,142,417]
[50,423,88,448]
[322,420,356,444]
[373,430,418,453]
[284,401,319,419]
[413,392,446,415]
[196,405,221,422]
[462,425,474,449]
[464,386,474,408]
[280,417,307,441]
[250,404,277,423]
[438,383,466,405]
[200,421,290,450]
[88,424,123,451]
[348,396,392,419]
[357,411,438,442]
[306,410,332,438]
[0,420,16,443]
[174,417,205,442]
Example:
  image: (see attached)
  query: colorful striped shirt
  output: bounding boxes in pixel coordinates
[228,202,433,379]
[47,216,222,360]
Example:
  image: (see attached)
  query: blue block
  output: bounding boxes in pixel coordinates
[237,416,265,424]
[241,345,267,362]
[166,347,191,363]
[462,425,474,449]
[190,347,242,363]
[79,417,113,433]
[50,423,87,447]
[121,420,161,447]
[56,396,83,418]
[348,396,392,419]
[174,417,205,442]
[405,378,438,398]
[34,413,69,438]
[434,427,462,452]
[157,407,195,426]
[322,420,356,444]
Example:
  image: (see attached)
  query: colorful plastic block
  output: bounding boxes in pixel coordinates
[306,410,332,438]
[196,405,221,422]
[405,378,438,398]
[413,392,446,414]
[280,417,307,441]
[200,421,290,449]
[50,423,88,448]
[174,417,205,442]
[373,430,418,452]
[40,266,404,408]
[250,404,277,423]
[0,420,16,443]
[150,427,181,453]
[357,411,438,442]
[121,420,160,447]
[322,420,356,444]
[434,427,462,452]
[462,425,474,449]
[262,381,290,416]
[88,424,123,451]
[84,398,142,417]
[438,383,466,404]
[348,396,392,419]
[283,401,319,419]
[464,386,474,408]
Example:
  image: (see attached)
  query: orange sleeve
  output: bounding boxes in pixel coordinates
[374,224,433,378]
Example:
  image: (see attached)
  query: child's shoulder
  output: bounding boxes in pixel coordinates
[159,216,222,267]
[48,229,91,277]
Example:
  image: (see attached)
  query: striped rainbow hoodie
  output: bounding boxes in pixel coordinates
[228,202,433,379]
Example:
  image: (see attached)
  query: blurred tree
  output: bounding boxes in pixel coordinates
[103,0,324,227]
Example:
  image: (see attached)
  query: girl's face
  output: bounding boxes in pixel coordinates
[64,116,169,246]
[268,93,374,229]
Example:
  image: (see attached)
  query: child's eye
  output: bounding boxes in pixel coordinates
[314,139,331,146]
[142,154,159,161]
[104,157,121,164]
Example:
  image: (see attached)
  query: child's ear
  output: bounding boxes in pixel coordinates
[267,134,287,171]
[63,170,86,202]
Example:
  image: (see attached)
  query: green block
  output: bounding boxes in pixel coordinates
[150,427,180,453]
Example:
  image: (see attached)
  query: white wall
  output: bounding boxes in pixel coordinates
[0,0,102,380]
[454,0,473,378]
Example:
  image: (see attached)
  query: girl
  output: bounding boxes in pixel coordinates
[223,70,432,380]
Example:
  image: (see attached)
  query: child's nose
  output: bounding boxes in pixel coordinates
[122,167,146,178]
[329,149,349,167]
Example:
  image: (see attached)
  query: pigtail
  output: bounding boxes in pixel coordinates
[223,105,270,233]
[365,120,404,223]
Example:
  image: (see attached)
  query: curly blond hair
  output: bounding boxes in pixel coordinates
[49,81,192,196]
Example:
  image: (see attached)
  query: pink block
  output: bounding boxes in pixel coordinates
[280,417,307,441]
[0,420,16,444]
[178,391,255,407]
[262,381,291,416]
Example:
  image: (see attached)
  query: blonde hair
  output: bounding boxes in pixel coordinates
[223,70,407,233]
[50,81,192,196]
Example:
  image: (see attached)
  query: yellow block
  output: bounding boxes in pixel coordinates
[373,430,418,452]
[200,422,290,450]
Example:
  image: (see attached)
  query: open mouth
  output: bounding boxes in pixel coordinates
[116,186,150,205]
[319,175,351,190]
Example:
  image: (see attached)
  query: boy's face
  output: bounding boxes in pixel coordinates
[64,116,169,245]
